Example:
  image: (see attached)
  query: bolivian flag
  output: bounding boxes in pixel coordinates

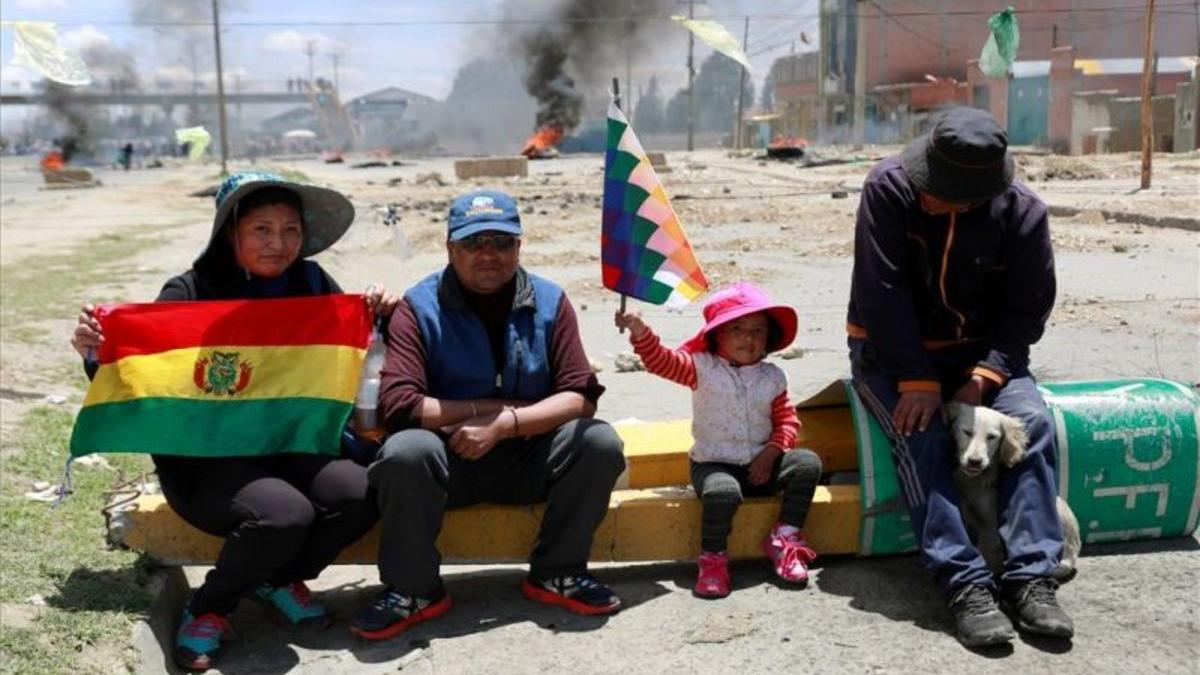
[69,295,371,458]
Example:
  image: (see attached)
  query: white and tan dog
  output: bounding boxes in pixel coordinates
[946,402,1080,582]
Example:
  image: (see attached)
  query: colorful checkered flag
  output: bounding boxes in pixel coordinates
[601,100,709,308]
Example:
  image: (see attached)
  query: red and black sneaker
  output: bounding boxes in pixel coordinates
[349,586,452,641]
[521,573,621,616]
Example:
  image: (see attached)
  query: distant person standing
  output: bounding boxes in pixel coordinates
[118,142,134,171]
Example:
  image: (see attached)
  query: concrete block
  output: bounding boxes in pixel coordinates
[108,415,867,566]
[42,168,96,183]
[131,566,189,675]
[453,157,528,180]
[646,152,668,170]
[615,409,859,489]
[113,485,861,566]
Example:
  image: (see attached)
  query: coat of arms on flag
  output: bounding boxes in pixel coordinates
[69,295,371,458]
[602,100,709,308]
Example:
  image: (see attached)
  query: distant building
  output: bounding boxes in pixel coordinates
[768,0,1199,151]
[766,52,821,140]
[261,106,317,136]
[346,87,442,151]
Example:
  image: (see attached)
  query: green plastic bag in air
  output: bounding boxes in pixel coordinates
[979,7,1020,77]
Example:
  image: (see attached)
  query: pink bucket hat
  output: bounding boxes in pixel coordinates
[680,282,798,354]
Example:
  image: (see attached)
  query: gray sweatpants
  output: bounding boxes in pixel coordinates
[368,418,626,597]
[690,448,823,553]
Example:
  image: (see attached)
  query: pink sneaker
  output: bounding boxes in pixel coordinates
[694,551,731,598]
[762,524,817,584]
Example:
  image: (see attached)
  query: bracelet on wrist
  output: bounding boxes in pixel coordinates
[507,406,520,438]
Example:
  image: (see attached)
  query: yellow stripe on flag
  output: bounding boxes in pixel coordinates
[84,345,366,406]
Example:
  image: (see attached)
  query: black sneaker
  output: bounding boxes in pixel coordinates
[948,584,1015,648]
[350,586,452,641]
[1003,578,1074,638]
[521,573,621,616]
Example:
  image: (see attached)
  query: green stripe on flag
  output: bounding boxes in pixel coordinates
[641,280,674,305]
[637,249,666,277]
[607,150,641,182]
[607,117,628,150]
[632,216,660,246]
[622,182,650,214]
[70,397,352,457]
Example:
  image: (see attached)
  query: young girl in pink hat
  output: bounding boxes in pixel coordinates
[615,282,822,598]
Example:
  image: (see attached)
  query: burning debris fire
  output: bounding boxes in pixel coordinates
[520,125,564,159]
[40,151,65,170]
[766,134,809,160]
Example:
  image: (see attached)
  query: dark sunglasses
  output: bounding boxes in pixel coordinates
[456,233,518,252]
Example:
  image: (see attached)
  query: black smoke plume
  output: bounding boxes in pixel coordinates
[509,0,675,134]
[522,29,581,131]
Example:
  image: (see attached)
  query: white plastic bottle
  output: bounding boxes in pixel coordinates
[354,324,386,441]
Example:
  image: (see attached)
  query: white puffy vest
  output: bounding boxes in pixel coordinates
[689,352,788,465]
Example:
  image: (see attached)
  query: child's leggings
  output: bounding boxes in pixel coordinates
[690,448,823,553]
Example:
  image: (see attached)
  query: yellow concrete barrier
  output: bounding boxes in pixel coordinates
[111,485,860,566]
[615,409,860,489]
[107,411,868,565]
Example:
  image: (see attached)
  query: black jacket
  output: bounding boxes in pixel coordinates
[846,156,1056,392]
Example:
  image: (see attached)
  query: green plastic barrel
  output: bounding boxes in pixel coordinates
[845,378,1200,556]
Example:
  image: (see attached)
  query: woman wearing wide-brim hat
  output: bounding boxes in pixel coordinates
[70,171,399,671]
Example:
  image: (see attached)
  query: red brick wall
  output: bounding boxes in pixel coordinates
[1049,46,1076,152]
[776,82,819,98]
[909,81,970,109]
[858,0,1197,88]
[966,59,1009,127]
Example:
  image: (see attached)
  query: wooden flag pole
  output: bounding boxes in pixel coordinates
[612,76,628,329]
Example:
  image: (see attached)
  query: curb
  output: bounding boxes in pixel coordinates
[1048,205,1200,232]
[131,566,190,675]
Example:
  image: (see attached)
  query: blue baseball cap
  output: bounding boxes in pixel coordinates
[447,190,523,241]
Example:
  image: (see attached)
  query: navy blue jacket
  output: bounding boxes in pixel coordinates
[846,156,1056,392]
[405,266,561,402]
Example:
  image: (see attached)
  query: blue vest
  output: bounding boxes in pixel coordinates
[405,267,562,401]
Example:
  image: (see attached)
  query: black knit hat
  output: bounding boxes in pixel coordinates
[900,107,1015,203]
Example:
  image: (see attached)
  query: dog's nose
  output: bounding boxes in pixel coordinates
[966,457,984,469]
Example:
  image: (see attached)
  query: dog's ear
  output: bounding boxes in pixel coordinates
[999,414,1029,467]
[945,402,968,423]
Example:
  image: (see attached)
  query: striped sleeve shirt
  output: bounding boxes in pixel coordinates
[630,328,800,450]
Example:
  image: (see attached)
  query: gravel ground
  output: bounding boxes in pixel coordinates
[1,149,1196,673]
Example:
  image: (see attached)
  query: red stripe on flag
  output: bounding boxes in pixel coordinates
[96,294,371,363]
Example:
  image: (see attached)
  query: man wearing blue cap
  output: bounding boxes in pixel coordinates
[353,190,626,640]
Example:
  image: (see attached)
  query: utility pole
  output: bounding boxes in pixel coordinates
[211,0,229,175]
[331,53,340,92]
[852,0,867,148]
[734,15,749,150]
[625,0,634,116]
[686,0,695,151]
[234,73,242,135]
[305,40,317,87]
[1139,0,1156,189]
